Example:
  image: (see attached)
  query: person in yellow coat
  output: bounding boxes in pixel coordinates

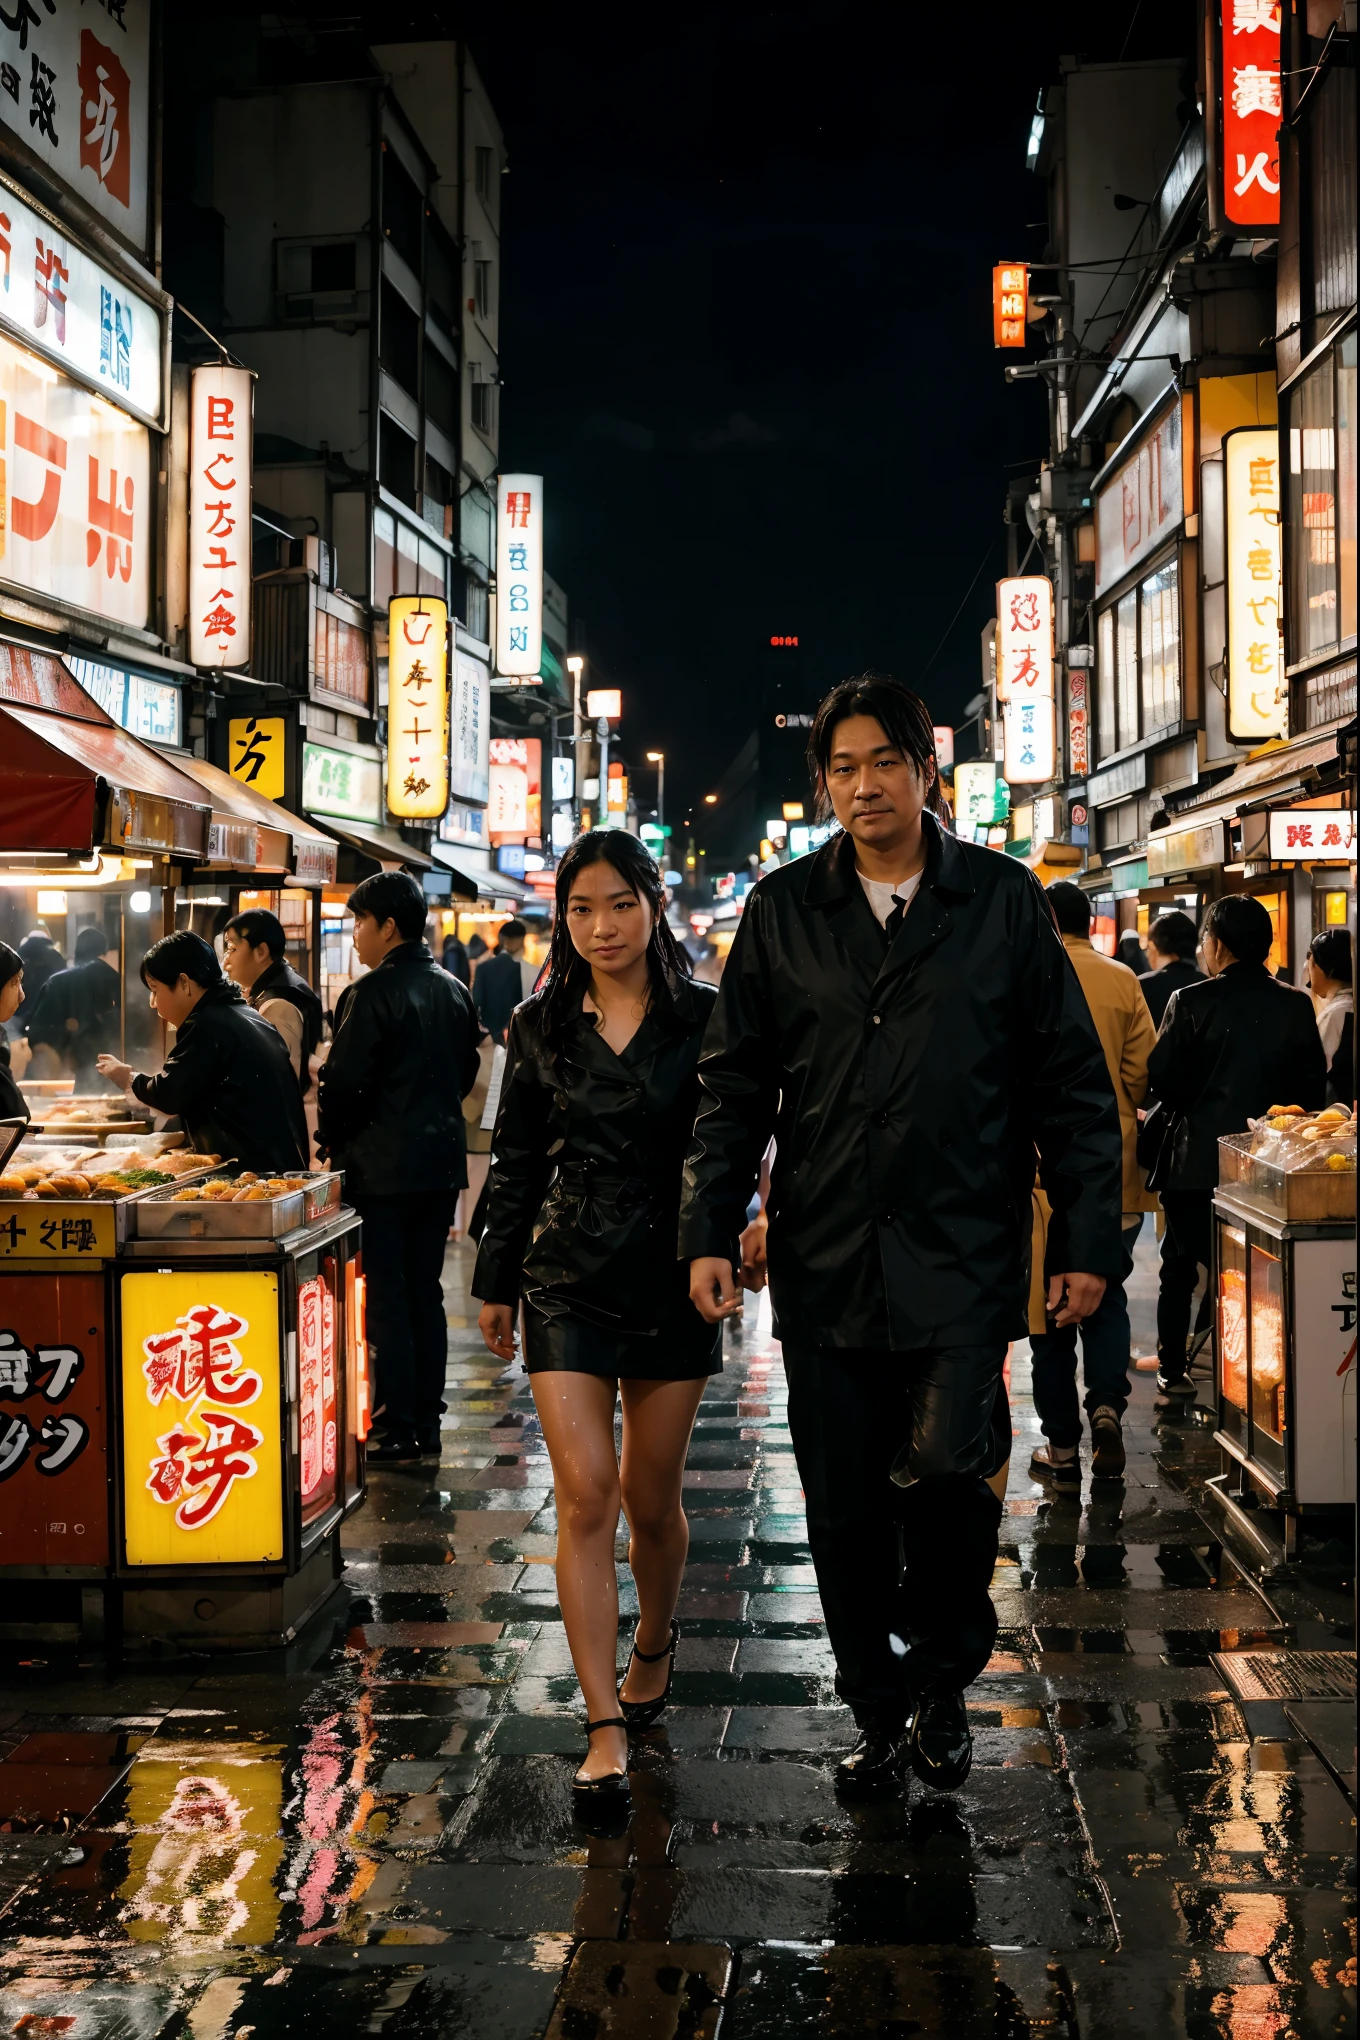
[1027,884,1158,1489]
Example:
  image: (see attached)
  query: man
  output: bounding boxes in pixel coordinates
[24,927,120,1087]
[317,871,482,1463]
[1028,883,1158,1492]
[472,919,532,1044]
[16,929,66,1011]
[222,907,323,1091]
[96,931,308,1173]
[1141,910,1203,1030]
[1146,893,1326,1407]
[681,674,1122,1797]
[1305,928,1353,1105]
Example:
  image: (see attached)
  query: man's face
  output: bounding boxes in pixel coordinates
[352,910,401,971]
[824,714,934,853]
[222,929,273,990]
[148,973,205,1029]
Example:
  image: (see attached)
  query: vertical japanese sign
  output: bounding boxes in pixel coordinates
[0,1273,107,1566]
[996,575,1056,785]
[228,716,286,801]
[450,647,490,805]
[1225,426,1286,741]
[386,595,449,820]
[1221,0,1281,230]
[1067,664,1090,778]
[488,734,529,836]
[992,263,1027,347]
[120,1270,283,1567]
[495,471,543,677]
[296,1272,337,1510]
[0,2,151,256]
[189,366,253,670]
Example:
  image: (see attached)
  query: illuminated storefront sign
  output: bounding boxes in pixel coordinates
[386,595,449,820]
[954,760,1004,838]
[189,365,252,670]
[1067,665,1090,777]
[495,471,543,677]
[1268,807,1357,862]
[1096,400,1182,595]
[1225,426,1286,741]
[1146,818,1226,879]
[992,262,1027,347]
[0,328,149,626]
[68,655,180,745]
[228,716,286,801]
[996,575,1056,785]
[489,735,540,838]
[0,4,153,255]
[451,648,490,806]
[302,741,382,824]
[0,1272,108,1566]
[297,1273,337,1506]
[120,1270,283,1567]
[1221,0,1280,230]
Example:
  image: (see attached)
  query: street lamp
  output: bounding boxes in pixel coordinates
[646,750,665,831]
[567,656,586,832]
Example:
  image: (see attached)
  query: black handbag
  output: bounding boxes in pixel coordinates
[1138,1101,1181,1192]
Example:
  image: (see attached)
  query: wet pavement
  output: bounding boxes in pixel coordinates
[0,1221,1354,2038]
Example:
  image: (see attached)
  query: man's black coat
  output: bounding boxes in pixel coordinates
[317,940,481,1198]
[1141,955,1203,1031]
[131,980,308,1173]
[677,817,1124,1349]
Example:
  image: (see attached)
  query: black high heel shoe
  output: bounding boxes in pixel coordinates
[572,1716,630,1818]
[618,1618,680,1728]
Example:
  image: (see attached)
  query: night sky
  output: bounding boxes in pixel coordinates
[475,1,1196,823]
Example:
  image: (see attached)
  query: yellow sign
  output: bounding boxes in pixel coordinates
[119,1741,284,1947]
[120,1269,283,1566]
[1225,427,1286,743]
[0,1199,116,1261]
[228,716,286,800]
[386,596,449,820]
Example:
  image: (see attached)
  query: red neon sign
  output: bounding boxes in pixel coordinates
[1221,0,1281,229]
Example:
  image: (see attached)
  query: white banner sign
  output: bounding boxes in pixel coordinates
[1096,399,1182,596]
[1267,807,1356,862]
[996,574,1056,784]
[1003,694,1057,785]
[0,1,151,254]
[0,325,148,624]
[0,175,161,421]
[386,596,449,821]
[1225,426,1286,742]
[189,364,252,670]
[495,471,543,677]
[451,647,490,806]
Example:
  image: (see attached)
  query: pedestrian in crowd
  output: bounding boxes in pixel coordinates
[466,931,489,970]
[96,931,308,1173]
[0,944,29,1124]
[1145,893,1327,1407]
[221,908,323,1091]
[1305,927,1354,1105]
[1141,909,1204,1030]
[22,927,120,1087]
[681,675,1122,1799]
[474,831,736,1819]
[317,872,481,1464]
[473,918,533,1043]
[16,929,66,1011]
[1028,882,1158,1492]
[1117,929,1148,975]
[441,928,472,987]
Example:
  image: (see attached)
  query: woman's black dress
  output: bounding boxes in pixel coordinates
[473,980,722,1380]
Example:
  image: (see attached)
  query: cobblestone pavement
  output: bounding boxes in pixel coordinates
[0,1225,1354,2038]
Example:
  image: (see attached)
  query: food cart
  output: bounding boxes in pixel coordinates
[1209,1110,1356,1559]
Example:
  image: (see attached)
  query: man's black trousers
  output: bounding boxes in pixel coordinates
[354,1192,456,1439]
[782,1342,1008,1732]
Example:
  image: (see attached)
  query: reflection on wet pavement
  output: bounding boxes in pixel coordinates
[0,1229,1354,2036]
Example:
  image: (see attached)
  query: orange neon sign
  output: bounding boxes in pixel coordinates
[993,263,1027,348]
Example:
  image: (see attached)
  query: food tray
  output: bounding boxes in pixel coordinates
[1218,1135,1356,1222]
[128,1170,342,1240]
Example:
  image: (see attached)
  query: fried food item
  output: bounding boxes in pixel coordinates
[33,1179,59,1197]
[1325,1151,1355,1172]
[48,1174,91,1197]
[171,1186,204,1201]
[1265,1103,1306,1117]
[0,1171,24,1196]
[232,1184,269,1202]
[236,1171,260,1184]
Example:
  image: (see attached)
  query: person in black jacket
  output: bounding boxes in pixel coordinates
[681,675,1123,1799]
[317,872,482,1463]
[0,942,29,1125]
[96,931,308,1173]
[222,908,323,1093]
[24,927,121,1087]
[473,920,531,1043]
[1141,910,1204,1030]
[1146,892,1327,1405]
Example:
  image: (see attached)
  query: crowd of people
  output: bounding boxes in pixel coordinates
[0,673,1350,1830]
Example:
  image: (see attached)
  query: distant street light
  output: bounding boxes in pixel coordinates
[646,750,665,830]
[704,793,718,804]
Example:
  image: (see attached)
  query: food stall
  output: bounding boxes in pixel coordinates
[1209,1106,1356,1558]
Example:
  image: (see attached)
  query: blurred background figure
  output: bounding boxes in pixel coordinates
[22,927,119,1087]
[473,918,532,1044]
[441,927,472,986]
[1306,927,1353,1105]
[1141,911,1204,1030]
[1116,929,1148,976]
[0,944,28,1123]
[17,929,66,1012]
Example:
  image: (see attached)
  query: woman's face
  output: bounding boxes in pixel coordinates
[0,971,23,1024]
[564,860,653,979]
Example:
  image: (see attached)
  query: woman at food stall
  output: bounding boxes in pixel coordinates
[0,943,29,1124]
[96,931,308,1175]
[473,831,736,1820]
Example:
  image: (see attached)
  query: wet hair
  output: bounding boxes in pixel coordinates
[1148,910,1199,962]
[1310,927,1353,986]
[74,926,110,964]
[1203,893,1274,967]
[224,908,287,959]
[538,829,692,1052]
[807,674,947,826]
[140,930,224,991]
[0,941,22,992]
[1046,880,1092,937]
[346,870,427,941]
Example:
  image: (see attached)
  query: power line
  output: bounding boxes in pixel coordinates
[918,538,997,683]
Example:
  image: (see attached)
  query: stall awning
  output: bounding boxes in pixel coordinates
[429,840,529,903]
[0,645,210,857]
[169,755,339,885]
[1168,729,1345,831]
[319,820,435,872]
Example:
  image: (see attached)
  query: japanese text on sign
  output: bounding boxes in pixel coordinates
[386,596,449,820]
[228,716,285,801]
[0,4,151,255]
[495,471,543,677]
[996,575,1056,787]
[297,1274,337,1506]
[0,1273,108,1566]
[1221,0,1281,230]
[992,263,1027,348]
[1267,807,1357,862]
[1225,426,1286,741]
[1068,666,1090,778]
[0,1193,115,1260]
[189,364,252,670]
[0,1327,88,1481]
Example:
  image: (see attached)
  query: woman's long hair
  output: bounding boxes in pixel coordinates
[537,829,692,1052]
[806,673,949,825]
[0,942,22,993]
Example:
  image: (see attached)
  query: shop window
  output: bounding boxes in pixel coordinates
[379,278,419,401]
[475,144,495,204]
[1292,332,1357,667]
[1254,889,1288,977]
[427,220,459,342]
[382,146,423,275]
[475,259,493,322]
[425,345,458,437]
[311,241,356,293]
[379,414,418,511]
[471,376,496,437]
[1095,554,1183,761]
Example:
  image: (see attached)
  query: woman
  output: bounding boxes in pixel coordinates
[474,831,734,1817]
[0,944,29,1124]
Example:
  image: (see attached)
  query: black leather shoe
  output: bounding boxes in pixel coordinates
[835,1728,905,1799]
[908,1691,972,1792]
[416,1426,442,1459]
[366,1434,420,1465]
